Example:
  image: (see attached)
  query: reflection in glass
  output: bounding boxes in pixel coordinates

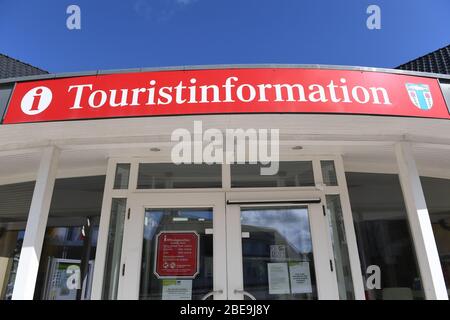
[137,163,222,189]
[0,230,25,300]
[421,176,450,298]
[36,226,98,300]
[231,161,315,188]
[321,160,338,186]
[113,163,130,189]
[102,198,127,300]
[346,172,424,300]
[140,208,213,300]
[241,206,317,300]
[326,195,354,299]
[34,175,105,300]
[0,181,34,300]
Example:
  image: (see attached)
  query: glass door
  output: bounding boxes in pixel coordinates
[226,191,340,300]
[95,158,363,300]
[116,190,343,300]
[117,192,227,300]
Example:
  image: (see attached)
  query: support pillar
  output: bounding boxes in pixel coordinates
[395,142,447,300]
[12,146,59,300]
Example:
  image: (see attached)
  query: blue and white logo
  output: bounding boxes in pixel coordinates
[405,83,433,110]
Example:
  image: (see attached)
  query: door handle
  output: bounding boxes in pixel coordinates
[234,289,256,300]
[201,289,223,300]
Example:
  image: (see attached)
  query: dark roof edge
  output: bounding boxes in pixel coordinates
[396,44,450,69]
[0,53,49,75]
[1,63,450,85]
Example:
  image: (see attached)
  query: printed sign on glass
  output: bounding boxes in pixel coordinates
[154,231,199,279]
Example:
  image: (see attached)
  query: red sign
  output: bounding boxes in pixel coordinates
[3,68,449,124]
[154,231,199,279]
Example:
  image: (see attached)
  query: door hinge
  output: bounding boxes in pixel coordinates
[122,263,126,276]
[127,208,130,220]
[329,259,334,272]
[322,205,326,216]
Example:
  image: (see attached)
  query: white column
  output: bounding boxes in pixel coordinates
[335,156,366,300]
[395,142,448,300]
[12,146,60,300]
[91,158,116,299]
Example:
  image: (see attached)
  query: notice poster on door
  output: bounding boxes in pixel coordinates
[154,231,199,278]
[267,262,290,294]
[161,279,192,300]
[289,261,312,294]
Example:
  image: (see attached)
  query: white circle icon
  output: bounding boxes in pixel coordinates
[20,86,52,115]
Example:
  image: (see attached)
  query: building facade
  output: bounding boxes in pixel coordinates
[0,62,449,300]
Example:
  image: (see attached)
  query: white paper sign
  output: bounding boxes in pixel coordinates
[267,263,290,294]
[289,262,312,294]
[161,279,192,300]
[270,245,286,261]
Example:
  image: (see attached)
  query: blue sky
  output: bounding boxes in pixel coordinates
[0,0,449,73]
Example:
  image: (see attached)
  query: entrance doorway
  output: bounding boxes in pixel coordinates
[92,158,364,300]
[117,191,340,300]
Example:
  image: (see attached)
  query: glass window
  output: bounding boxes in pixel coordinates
[113,163,130,189]
[102,198,127,300]
[231,161,315,188]
[346,172,424,300]
[321,160,338,186]
[33,175,105,300]
[325,195,354,299]
[0,181,34,300]
[137,163,221,189]
[420,176,450,298]
[139,208,213,300]
[240,206,317,300]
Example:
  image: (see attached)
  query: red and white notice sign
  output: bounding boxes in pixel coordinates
[154,231,199,279]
